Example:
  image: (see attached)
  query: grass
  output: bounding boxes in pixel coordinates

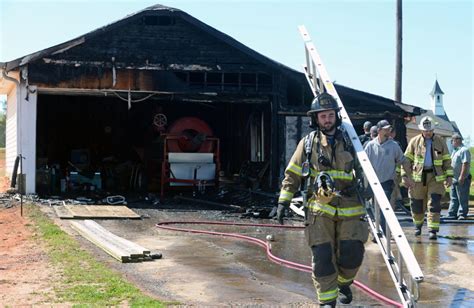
[27,204,168,307]
[470,147,474,177]
[470,148,474,200]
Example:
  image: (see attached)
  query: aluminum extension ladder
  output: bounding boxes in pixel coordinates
[297,25,424,308]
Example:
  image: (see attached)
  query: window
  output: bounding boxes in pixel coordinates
[258,73,273,90]
[207,73,222,86]
[189,72,205,88]
[174,72,188,84]
[143,15,175,26]
[223,73,239,89]
[241,73,257,89]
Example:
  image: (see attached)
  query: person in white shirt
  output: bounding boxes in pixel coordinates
[365,119,413,233]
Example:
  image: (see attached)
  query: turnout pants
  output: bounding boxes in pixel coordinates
[408,171,445,232]
[306,214,368,304]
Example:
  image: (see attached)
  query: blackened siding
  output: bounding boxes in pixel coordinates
[28,13,285,97]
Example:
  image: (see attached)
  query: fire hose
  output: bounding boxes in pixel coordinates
[156,220,402,307]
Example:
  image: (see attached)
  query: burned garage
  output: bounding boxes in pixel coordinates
[0,4,421,197]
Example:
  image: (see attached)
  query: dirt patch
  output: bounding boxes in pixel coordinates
[0,205,59,306]
[0,151,10,193]
[0,151,58,305]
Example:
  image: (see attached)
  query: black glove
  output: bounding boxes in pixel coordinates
[276,203,286,225]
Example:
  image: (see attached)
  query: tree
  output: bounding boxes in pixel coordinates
[464,135,471,147]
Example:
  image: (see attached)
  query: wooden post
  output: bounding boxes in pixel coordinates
[395,0,403,103]
[20,155,23,216]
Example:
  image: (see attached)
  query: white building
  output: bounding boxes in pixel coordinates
[406,80,460,148]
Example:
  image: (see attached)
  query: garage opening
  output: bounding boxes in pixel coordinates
[35,94,271,197]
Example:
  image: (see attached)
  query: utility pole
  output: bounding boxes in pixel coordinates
[395,0,403,103]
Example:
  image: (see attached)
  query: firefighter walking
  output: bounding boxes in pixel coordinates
[276,93,367,308]
[401,116,453,239]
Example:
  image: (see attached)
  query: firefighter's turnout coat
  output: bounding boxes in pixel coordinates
[402,134,453,231]
[278,129,368,304]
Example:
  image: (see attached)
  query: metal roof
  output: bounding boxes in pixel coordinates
[335,84,425,115]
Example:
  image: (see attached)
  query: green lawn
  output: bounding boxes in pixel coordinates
[470,147,474,199]
[470,147,474,177]
[28,205,171,307]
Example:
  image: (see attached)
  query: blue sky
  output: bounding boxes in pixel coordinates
[1,0,472,143]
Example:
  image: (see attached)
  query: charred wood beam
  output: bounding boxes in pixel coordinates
[270,75,281,190]
[36,87,270,104]
[277,111,407,119]
[37,87,199,96]
[42,58,215,71]
[347,112,407,119]
[30,63,274,94]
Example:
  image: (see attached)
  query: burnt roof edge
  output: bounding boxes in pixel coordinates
[1,4,299,76]
[335,84,424,116]
[1,5,180,71]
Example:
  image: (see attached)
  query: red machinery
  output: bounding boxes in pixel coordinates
[160,117,220,198]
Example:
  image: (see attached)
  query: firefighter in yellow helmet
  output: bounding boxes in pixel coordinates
[401,116,453,240]
[276,92,367,308]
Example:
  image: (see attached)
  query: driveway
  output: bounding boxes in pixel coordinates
[54,201,474,307]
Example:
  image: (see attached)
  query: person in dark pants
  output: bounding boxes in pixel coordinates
[363,125,378,149]
[402,116,453,240]
[358,121,372,145]
[446,133,471,219]
[277,93,367,308]
[365,120,413,234]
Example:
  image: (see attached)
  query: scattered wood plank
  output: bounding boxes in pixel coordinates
[59,205,141,219]
[70,220,151,263]
[54,205,74,219]
[70,221,131,262]
[82,220,151,255]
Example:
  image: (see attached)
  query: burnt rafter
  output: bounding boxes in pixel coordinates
[28,60,275,95]
[42,58,216,71]
[37,87,270,105]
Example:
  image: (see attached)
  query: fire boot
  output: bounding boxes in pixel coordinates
[414,226,422,236]
[319,300,336,308]
[429,231,437,240]
[338,285,353,304]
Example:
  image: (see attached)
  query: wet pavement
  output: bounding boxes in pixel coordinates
[60,203,474,307]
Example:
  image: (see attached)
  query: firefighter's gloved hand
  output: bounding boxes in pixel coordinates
[314,187,336,204]
[276,203,286,225]
[314,172,336,204]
